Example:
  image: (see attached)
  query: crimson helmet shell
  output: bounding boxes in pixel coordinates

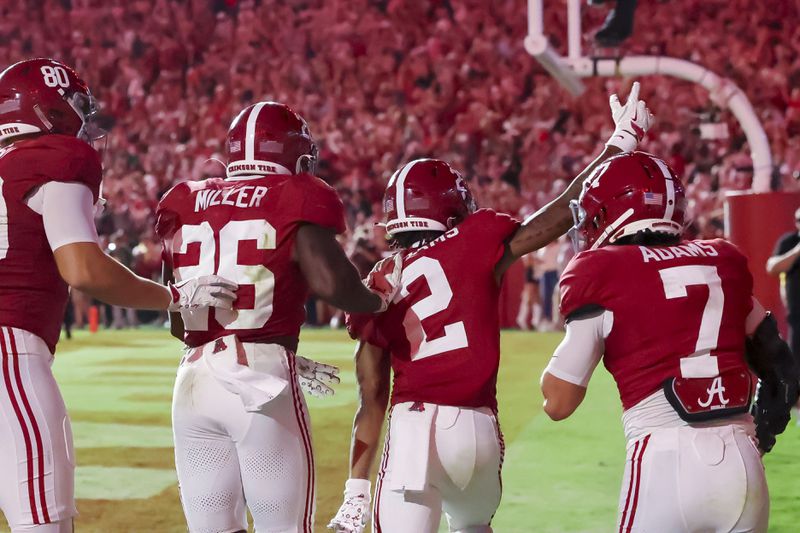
[383,159,477,237]
[0,58,102,143]
[226,101,317,178]
[570,151,687,251]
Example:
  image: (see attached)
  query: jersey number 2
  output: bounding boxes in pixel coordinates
[173,220,275,331]
[400,257,468,360]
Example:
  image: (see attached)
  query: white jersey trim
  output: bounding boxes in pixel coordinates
[544,310,611,387]
[26,181,98,251]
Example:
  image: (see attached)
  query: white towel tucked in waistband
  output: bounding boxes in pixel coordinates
[388,402,435,493]
[202,335,289,412]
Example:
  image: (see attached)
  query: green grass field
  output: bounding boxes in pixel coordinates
[1,328,798,532]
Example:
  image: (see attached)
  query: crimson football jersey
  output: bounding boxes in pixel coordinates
[156,173,345,348]
[0,135,102,353]
[348,209,520,410]
[560,239,754,410]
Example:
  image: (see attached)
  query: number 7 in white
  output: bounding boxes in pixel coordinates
[659,265,724,365]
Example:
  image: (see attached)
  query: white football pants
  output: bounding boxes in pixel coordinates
[617,424,768,532]
[0,327,76,532]
[373,402,503,533]
[172,341,315,533]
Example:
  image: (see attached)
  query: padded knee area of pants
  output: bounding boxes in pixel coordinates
[181,441,235,476]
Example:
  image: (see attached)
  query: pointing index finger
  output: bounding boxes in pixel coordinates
[627,81,640,106]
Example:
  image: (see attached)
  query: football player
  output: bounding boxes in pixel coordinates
[0,59,237,533]
[541,151,799,531]
[156,101,401,533]
[329,83,653,533]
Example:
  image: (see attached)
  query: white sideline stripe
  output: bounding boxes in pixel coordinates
[245,102,267,161]
[654,158,675,221]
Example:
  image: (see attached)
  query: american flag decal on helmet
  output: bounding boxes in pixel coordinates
[643,192,663,205]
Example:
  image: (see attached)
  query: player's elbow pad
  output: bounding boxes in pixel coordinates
[745,313,800,385]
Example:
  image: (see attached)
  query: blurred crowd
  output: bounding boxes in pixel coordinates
[2,0,799,329]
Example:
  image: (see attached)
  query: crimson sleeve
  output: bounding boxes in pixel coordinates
[466,209,521,266]
[715,239,755,316]
[288,173,347,234]
[345,312,389,349]
[18,136,103,201]
[155,184,188,241]
[155,183,191,267]
[559,251,606,319]
[344,256,396,348]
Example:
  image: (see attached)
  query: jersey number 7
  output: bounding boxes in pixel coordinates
[660,265,724,375]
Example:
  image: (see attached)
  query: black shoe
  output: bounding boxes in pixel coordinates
[594,0,637,47]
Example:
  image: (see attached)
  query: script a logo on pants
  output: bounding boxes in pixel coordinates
[697,376,730,408]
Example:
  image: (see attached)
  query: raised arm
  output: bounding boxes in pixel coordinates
[495,82,654,280]
[328,340,391,533]
[294,224,400,313]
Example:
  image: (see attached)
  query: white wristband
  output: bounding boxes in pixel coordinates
[344,478,371,499]
[605,130,638,153]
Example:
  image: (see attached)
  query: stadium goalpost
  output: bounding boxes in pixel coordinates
[525,0,773,192]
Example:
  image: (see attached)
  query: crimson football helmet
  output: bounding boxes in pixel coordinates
[570,151,687,251]
[226,101,317,178]
[0,58,104,144]
[382,159,477,237]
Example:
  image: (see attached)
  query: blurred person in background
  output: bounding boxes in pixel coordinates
[767,206,800,366]
[516,252,541,330]
[108,231,139,329]
[537,240,561,331]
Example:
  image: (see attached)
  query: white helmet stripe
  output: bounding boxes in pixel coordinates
[591,208,635,250]
[394,160,418,219]
[653,158,676,221]
[245,102,267,161]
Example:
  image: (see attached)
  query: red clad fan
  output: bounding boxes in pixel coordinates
[0,59,236,533]
[541,151,799,532]
[329,84,654,533]
[156,101,400,533]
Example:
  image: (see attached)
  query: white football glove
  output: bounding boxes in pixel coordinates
[367,253,404,313]
[605,81,655,153]
[296,355,340,398]
[167,275,238,312]
[328,479,371,533]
